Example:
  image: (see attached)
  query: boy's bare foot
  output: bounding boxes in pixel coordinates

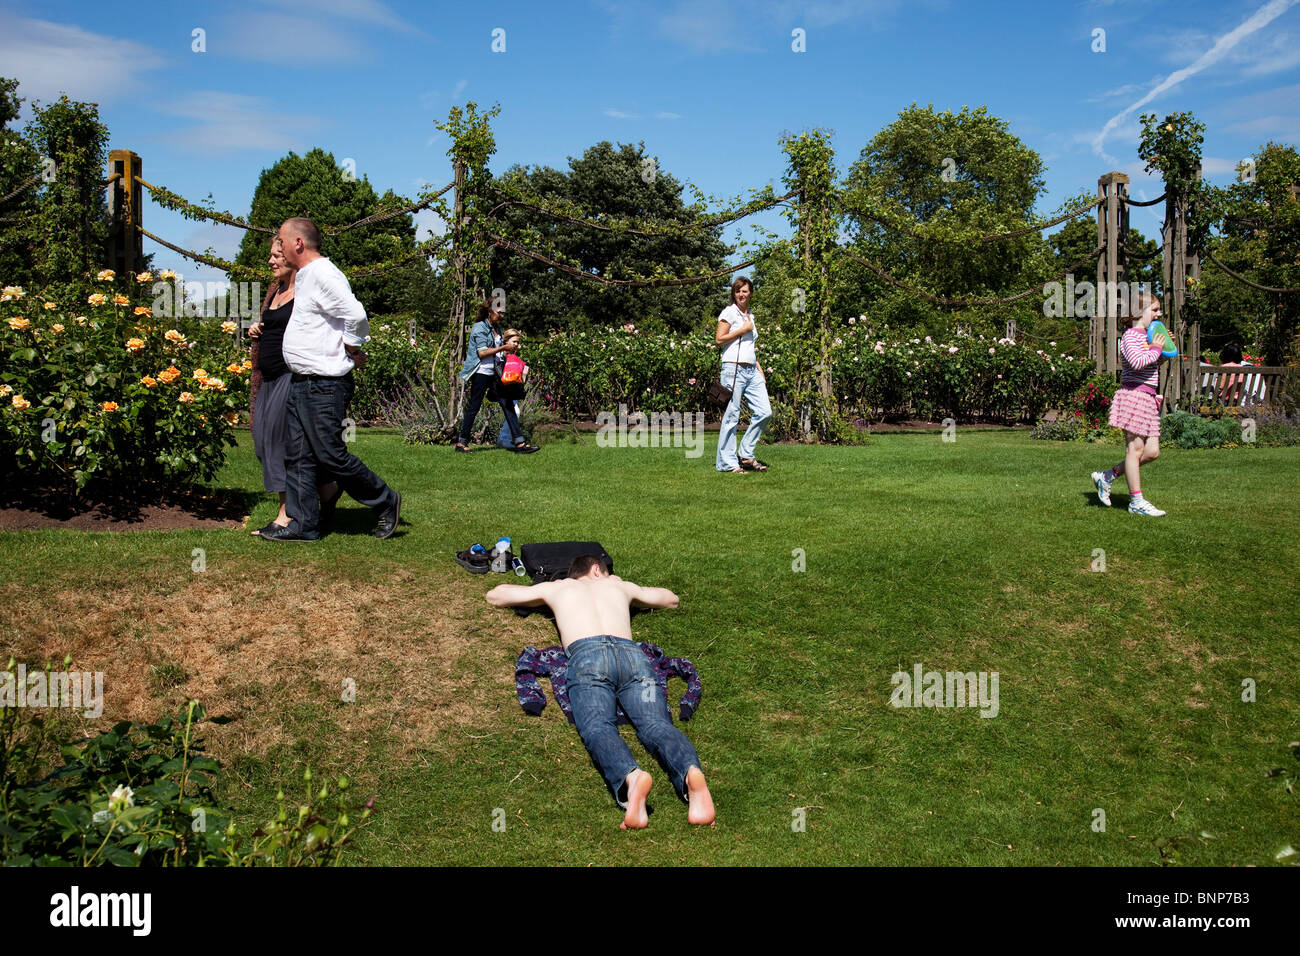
[686,766,715,825]
[620,769,652,830]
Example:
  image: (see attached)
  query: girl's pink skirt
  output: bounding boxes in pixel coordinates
[1109,387,1161,437]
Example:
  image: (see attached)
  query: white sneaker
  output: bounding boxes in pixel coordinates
[1128,498,1166,517]
[1091,471,1112,507]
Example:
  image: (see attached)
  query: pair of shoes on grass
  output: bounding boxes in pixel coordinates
[1091,471,1165,516]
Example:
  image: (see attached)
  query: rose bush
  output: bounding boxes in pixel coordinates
[497,320,1091,426]
[0,271,247,490]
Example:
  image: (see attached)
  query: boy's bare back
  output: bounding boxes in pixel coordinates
[544,575,639,648]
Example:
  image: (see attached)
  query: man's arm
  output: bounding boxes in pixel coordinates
[619,580,679,610]
[319,265,369,346]
[486,581,556,608]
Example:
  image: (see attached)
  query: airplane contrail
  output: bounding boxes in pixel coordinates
[1092,0,1297,160]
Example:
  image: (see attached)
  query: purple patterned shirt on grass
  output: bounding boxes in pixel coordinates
[515,642,702,724]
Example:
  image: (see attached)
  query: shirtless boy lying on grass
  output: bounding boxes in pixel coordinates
[486,554,715,830]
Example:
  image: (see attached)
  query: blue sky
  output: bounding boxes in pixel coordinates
[1,0,1297,289]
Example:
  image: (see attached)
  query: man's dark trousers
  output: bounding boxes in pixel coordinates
[284,373,393,535]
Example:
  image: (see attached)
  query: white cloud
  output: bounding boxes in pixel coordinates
[0,14,167,111]
[1091,0,1300,160]
[156,91,324,153]
[414,207,446,241]
[255,0,421,34]
[655,111,682,120]
[604,108,638,119]
[420,79,468,111]
[213,12,373,63]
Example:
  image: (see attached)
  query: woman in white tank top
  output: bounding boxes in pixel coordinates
[714,276,772,473]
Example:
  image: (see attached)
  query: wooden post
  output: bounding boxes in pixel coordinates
[107,149,142,278]
[449,159,467,420]
[1097,172,1128,374]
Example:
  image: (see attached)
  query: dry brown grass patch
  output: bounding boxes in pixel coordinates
[0,566,558,775]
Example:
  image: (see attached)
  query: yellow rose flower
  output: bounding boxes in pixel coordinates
[100,401,119,413]
[0,384,11,396]
[51,324,64,334]
[192,368,209,382]
[165,329,185,344]
[133,306,152,316]
[112,294,130,306]
[221,321,237,334]
[96,269,115,281]
[136,272,153,283]
[43,301,57,310]
[200,377,225,392]
[8,316,30,330]
[178,391,195,404]
[11,395,30,410]
[87,293,108,307]
[1,285,24,301]
[141,375,158,388]
[159,270,177,281]
[126,337,145,351]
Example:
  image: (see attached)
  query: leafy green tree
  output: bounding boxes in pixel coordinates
[234,148,428,319]
[0,76,40,283]
[14,94,111,288]
[485,141,732,334]
[1205,142,1300,363]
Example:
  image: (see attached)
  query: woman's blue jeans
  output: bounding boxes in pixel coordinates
[565,636,701,807]
[715,363,771,471]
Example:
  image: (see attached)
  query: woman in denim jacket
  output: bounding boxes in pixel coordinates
[456,301,538,453]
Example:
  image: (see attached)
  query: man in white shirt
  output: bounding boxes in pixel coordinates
[260,217,401,541]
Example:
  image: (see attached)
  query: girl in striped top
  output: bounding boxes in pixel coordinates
[1092,289,1171,516]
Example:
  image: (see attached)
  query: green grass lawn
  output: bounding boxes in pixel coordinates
[3,427,1297,866]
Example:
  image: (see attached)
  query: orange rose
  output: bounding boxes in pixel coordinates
[136,272,153,283]
[226,362,243,375]
[112,294,130,307]
[100,401,119,413]
[43,301,57,310]
[11,395,30,410]
[133,306,152,317]
[178,391,195,404]
[141,376,158,388]
[7,317,30,331]
[96,269,115,281]
[126,337,145,351]
[223,412,240,426]
[87,293,107,307]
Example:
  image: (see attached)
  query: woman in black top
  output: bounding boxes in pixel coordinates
[249,242,338,535]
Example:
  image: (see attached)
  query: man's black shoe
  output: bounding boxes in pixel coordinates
[319,483,344,535]
[512,444,540,454]
[375,490,401,539]
[258,522,320,542]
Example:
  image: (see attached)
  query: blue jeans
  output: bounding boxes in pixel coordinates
[284,373,394,536]
[715,363,772,471]
[566,636,702,807]
[498,401,522,447]
[459,372,522,446]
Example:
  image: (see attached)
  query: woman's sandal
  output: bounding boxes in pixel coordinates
[724,467,747,474]
[454,444,470,453]
[739,458,768,472]
[251,520,288,537]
